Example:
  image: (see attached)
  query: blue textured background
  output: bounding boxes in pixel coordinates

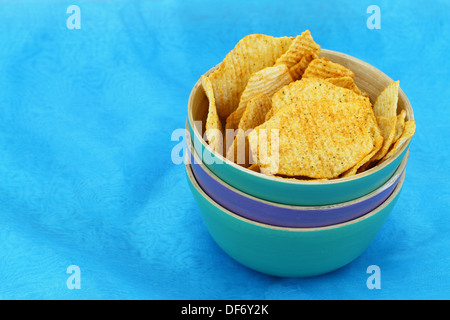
[0,0,448,299]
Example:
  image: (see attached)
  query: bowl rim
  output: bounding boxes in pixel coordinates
[186,119,409,210]
[185,156,406,232]
[188,48,414,185]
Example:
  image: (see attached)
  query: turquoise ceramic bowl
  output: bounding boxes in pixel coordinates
[188,49,414,206]
[185,161,406,278]
[187,119,409,228]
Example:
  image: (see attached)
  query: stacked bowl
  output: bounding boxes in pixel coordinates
[185,49,414,278]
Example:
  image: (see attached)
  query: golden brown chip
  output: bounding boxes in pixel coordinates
[226,94,272,167]
[340,134,383,177]
[302,57,355,79]
[393,109,407,143]
[264,107,275,122]
[271,77,371,115]
[288,54,314,81]
[370,115,397,162]
[202,34,293,119]
[381,120,416,162]
[247,163,260,173]
[225,64,293,131]
[325,76,367,97]
[248,100,378,179]
[373,80,399,118]
[275,30,320,70]
[236,94,273,132]
[344,110,385,175]
[201,75,223,154]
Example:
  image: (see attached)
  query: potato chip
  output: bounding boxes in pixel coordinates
[356,83,403,171]
[271,77,371,115]
[370,115,397,162]
[264,107,275,122]
[302,57,355,79]
[288,54,314,81]
[381,120,416,162]
[248,127,279,175]
[225,64,293,131]
[325,76,367,97]
[236,94,273,133]
[248,100,378,179]
[340,133,383,177]
[247,163,260,173]
[201,75,223,154]
[203,34,293,119]
[344,108,385,175]
[393,109,407,143]
[373,80,399,118]
[226,94,272,167]
[275,30,320,71]
[224,113,240,133]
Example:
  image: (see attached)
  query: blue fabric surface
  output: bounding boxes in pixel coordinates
[0,0,448,300]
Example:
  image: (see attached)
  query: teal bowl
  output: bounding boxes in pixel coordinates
[185,161,406,277]
[188,49,414,206]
